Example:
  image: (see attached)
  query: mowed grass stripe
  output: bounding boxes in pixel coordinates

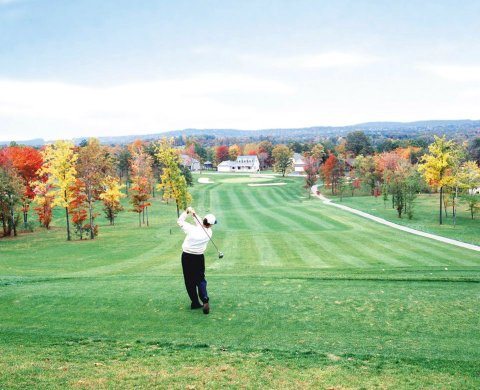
[234,187,301,266]
[239,186,329,268]
[307,197,480,267]
[217,187,261,268]
[245,187,318,234]
[315,231,372,268]
[243,187,333,267]
[69,233,182,277]
[353,230,452,267]
[268,191,351,231]
[239,185,388,268]
[225,187,285,267]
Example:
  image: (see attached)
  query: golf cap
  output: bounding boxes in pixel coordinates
[204,214,217,225]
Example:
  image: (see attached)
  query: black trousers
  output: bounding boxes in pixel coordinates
[181,252,209,304]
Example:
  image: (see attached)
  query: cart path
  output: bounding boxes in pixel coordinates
[311,185,480,252]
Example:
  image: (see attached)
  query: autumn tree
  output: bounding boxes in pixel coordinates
[130,176,151,227]
[99,175,125,225]
[228,144,241,161]
[272,144,293,177]
[303,156,320,198]
[77,138,113,239]
[321,154,345,195]
[458,161,480,219]
[418,136,456,224]
[354,155,379,195]
[156,138,192,217]
[129,140,153,225]
[215,145,229,165]
[0,146,43,227]
[306,144,326,162]
[383,160,420,219]
[243,143,258,156]
[0,166,24,237]
[258,140,273,167]
[38,140,78,240]
[32,181,54,229]
[68,179,90,239]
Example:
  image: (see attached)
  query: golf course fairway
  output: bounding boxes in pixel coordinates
[1,173,479,389]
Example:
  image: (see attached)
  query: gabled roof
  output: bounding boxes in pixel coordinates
[293,153,305,164]
[180,154,199,165]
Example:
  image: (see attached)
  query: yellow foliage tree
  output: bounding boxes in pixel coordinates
[99,176,126,225]
[418,135,456,225]
[38,140,78,240]
[228,144,241,161]
[155,138,192,217]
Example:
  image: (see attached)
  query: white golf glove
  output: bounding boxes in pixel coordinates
[186,206,195,214]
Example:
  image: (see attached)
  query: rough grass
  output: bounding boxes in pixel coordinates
[330,193,480,245]
[1,173,479,389]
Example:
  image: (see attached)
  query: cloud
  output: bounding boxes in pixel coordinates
[0,74,293,139]
[418,64,480,82]
[238,51,378,70]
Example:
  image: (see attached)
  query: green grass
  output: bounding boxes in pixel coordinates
[1,173,479,389]
[329,192,480,245]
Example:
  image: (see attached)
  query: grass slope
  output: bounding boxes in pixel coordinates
[1,173,479,389]
[329,192,480,246]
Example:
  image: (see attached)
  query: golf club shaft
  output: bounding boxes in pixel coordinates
[192,213,221,253]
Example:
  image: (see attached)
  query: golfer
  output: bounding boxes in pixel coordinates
[177,206,217,314]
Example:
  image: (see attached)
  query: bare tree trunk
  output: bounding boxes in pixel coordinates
[88,190,94,239]
[65,206,71,240]
[439,187,443,225]
[146,207,149,226]
[10,204,17,237]
[453,187,457,227]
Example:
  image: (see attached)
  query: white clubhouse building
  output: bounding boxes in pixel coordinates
[217,155,260,172]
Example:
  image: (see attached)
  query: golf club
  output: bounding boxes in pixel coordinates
[192,213,224,259]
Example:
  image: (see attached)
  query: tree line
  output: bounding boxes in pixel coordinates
[0,138,191,240]
[1,132,479,239]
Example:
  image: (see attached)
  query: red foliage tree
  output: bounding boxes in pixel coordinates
[321,154,344,195]
[215,145,229,165]
[0,146,43,226]
[303,157,320,198]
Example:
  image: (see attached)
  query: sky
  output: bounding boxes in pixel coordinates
[1,0,480,141]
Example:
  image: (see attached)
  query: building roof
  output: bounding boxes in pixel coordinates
[180,154,199,165]
[293,153,305,164]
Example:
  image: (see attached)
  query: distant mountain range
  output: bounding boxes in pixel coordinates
[2,119,479,146]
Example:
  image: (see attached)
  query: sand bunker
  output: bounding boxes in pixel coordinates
[198,177,214,184]
[248,182,287,187]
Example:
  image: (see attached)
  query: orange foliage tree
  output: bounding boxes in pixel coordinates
[68,179,90,240]
[0,146,43,227]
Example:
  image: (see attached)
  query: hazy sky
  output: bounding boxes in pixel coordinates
[1,0,480,141]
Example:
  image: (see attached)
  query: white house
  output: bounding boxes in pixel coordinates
[292,153,305,172]
[217,155,260,172]
[180,154,201,171]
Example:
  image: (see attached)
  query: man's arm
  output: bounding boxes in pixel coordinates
[187,207,202,227]
[177,211,193,234]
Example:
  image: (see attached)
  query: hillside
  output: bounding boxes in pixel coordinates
[1,119,479,146]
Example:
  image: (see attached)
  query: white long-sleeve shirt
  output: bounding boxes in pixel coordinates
[177,211,212,254]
